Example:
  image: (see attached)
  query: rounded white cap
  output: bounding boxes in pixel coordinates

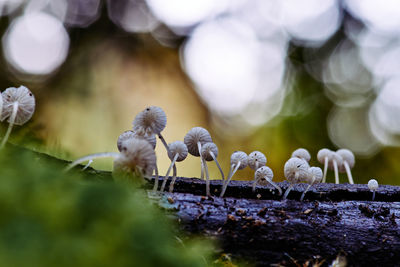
[117,130,156,151]
[337,149,355,172]
[328,152,343,170]
[201,142,218,161]
[255,166,274,186]
[168,141,188,162]
[230,151,248,170]
[284,157,309,183]
[184,127,212,156]
[368,179,379,191]
[291,148,311,162]
[132,106,167,135]
[317,148,332,164]
[308,166,323,184]
[248,151,267,170]
[1,86,35,125]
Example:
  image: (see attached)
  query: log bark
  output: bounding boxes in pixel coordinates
[149,176,400,266]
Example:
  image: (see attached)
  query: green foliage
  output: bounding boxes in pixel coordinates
[0,145,212,266]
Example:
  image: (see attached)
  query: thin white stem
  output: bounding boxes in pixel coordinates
[210,151,224,181]
[152,166,159,191]
[203,160,211,197]
[0,102,18,149]
[158,133,170,154]
[266,178,282,196]
[344,161,354,184]
[372,190,376,201]
[64,152,120,172]
[220,163,240,197]
[252,162,260,192]
[82,160,93,170]
[283,183,294,200]
[300,176,316,201]
[197,141,205,180]
[169,164,178,193]
[333,160,339,184]
[322,157,328,183]
[160,153,179,192]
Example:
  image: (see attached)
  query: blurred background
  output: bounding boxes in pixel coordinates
[1,0,400,184]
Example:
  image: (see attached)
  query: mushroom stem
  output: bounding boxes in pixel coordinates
[160,153,179,192]
[0,102,18,149]
[157,133,170,154]
[203,160,211,197]
[252,162,260,192]
[82,159,93,170]
[152,166,159,191]
[220,162,241,197]
[344,161,354,184]
[168,164,178,193]
[372,190,376,201]
[209,151,224,181]
[64,152,120,172]
[322,156,328,183]
[333,159,339,184]
[197,141,205,180]
[266,178,282,196]
[300,177,316,201]
[283,183,294,200]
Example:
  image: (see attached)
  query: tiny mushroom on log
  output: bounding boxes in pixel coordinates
[317,148,332,183]
[248,151,267,192]
[368,179,379,201]
[201,142,223,197]
[329,152,343,184]
[300,166,323,201]
[160,141,188,193]
[291,148,311,163]
[337,148,355,184]
[254,166,282,195]
[220,151,248,197]
[283,157,310,199]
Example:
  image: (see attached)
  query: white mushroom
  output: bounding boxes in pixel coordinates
[329,152,343,184]
[160,141,188,193]
[337,149,355,184]
[317,148,332,183]
[0,86,35,149]
[183,127,212,180]
[248,151,267,192]
[368,179,379,201]
[201,142,224,197]
[283,157,310,199]
[300,167,323,201]
[254,166,282,195]
[291,148,311,162]
[220,151,248,197]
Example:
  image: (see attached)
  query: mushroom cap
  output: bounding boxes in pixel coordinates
[132,106,167,135]
[201,142,218,161]
[308,167,323,184]
[255,166,274,186]
[230,151,248,170]
[114,138,157,176]
[1,86,35,125]
[317,148,332,164]
[168,141,188,162]
[368,179,379,191]
[284,157,310,183]
[184,127,212,156]
[337,149,355,172]
[248,151,267,170]
[291,148,311,162]
[328,152,343,170]
[117,130,156,151]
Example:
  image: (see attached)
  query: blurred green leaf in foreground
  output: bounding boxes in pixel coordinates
[0,145,213,267]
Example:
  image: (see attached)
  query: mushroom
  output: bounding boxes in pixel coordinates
[300,166,323,201]
[368,179,379,201]
[65,138,156,187]
[291,148,311,162]
[254,166,282,195]
[0,86,35,149]
[283,157,310,199]
[220,151,248,197]
[183,127,212,180]
[132,106,169,153]
[317,148,332,183]
[329,152,343,184]
[337,149,355,184]
[117,130,159,190]
[160,141,188,192]
[247,151,267,192]
[200,142,224,196]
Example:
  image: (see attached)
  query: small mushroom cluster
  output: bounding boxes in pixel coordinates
[0,86,36,149]
[317,148,355,184]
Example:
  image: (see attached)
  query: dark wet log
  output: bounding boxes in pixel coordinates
[149,176,400,266]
